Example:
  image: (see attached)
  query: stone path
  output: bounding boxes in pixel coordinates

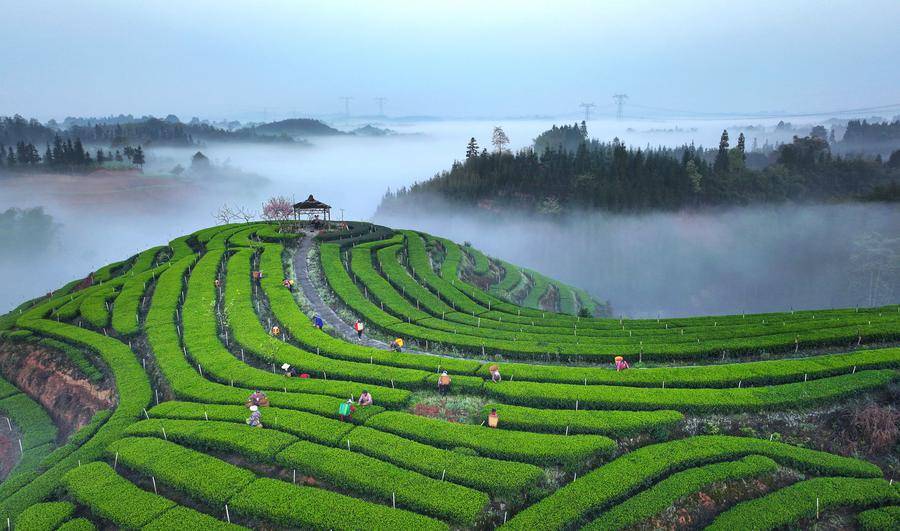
[294,232,388,349]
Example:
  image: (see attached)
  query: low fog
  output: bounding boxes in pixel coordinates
[375,202,899,318]
[1,118,897,316]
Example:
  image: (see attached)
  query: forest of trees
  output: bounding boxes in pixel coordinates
[0,114,298,149]
[378,124,900,215]
[0,135,145,172]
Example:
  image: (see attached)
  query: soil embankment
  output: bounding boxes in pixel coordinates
[0,341,114,439]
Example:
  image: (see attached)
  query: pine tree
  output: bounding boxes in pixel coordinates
[73,138,86,164]
[465,137,479,158]
[6,147,15,166]
[736,132,746,161]
[44,144,53,165]
[714,129,730,173]
[132,145,145,167]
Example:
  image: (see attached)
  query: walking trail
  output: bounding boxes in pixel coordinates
[294,232,388,349]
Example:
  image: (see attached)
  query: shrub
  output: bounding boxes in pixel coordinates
[583,455,778,530]
[364,411,615,466]
[504,435,883,530]
[13,501,74,531]
[707,477,900,530]
[342,426,542,496]
[63,462,176,528]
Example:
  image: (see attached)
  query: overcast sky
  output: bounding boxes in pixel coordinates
[2,0,898,121]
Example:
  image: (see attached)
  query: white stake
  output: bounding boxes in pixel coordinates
[441,469,446,481]
[114,451,119,469]
[152,476,158,494]
[225,504,231,524]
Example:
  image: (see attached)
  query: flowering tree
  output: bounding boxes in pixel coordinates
[262,196,295,230]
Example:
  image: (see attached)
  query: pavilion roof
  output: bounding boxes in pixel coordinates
[293,195,331,210]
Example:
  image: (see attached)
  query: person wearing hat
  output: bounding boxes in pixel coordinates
[489,364,502,383]
[271,325,281,336]
[338,398,356,422]
[390,337,404,352]
[437,371,452,395]
[313,314,324,330]
[282,363,298,377]
[358,390,373,407]
[247,390,269,407]
[487,408,499,429]
[614,356,630,371]
[246,405,263,428]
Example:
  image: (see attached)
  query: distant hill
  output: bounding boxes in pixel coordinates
[351,124,396,136]
[241,118,346,137]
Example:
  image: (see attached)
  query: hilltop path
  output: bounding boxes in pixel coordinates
[294,232,389,349]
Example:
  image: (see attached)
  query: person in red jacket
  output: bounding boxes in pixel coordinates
[353,319,365,340]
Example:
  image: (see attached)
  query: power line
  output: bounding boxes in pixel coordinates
[612,94,628,121]
[626,101,900,120]
[339,96,352,118]
[375,97,387,116]
[579,102,596,121]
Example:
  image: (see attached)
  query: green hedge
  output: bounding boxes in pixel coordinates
[57,518,97,531]
[142,257,382,423]
[583,455,778,530]
[276,440,488,525]
[503,435,883,530]
[62,461,239,529]
[480,404,683,436]
[63,461,176,528]
[478,347,900,387]
[124,419,297,461]
[364,411,615,466]
[142,506,244,530]
[181,250,409,407]
[341,425,542,496]
[146,402,357,446]
[108,437,257,506]
[123,416,487,525]
[858,506,900,530]
[3,302,151,518]
[0,390,57,468]
[112,267,167,335]
[484,370,898,412]
[229,477,447,531]
[707,477,900,530]
[79,286,118,328]
[13,501,75,531]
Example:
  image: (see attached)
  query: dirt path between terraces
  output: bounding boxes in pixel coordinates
[294,232,389,349]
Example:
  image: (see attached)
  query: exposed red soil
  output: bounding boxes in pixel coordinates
[0,341,114,439]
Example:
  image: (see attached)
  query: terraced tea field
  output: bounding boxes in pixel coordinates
[0,221,897,530]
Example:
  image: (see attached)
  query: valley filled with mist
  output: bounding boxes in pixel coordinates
[2,117,897,316]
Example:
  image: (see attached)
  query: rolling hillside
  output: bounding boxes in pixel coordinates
[0,221,897,530]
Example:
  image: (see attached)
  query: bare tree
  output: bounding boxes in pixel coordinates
[214,203,236,224]
[234,205,256,224]
[492,126,510,154]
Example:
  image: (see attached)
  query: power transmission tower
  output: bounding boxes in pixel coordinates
[613,94,628,121]
[579,102,596,121]
[375,97,387,116]
[339,97,352,117]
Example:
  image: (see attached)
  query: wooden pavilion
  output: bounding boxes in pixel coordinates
[293,194,332,228]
